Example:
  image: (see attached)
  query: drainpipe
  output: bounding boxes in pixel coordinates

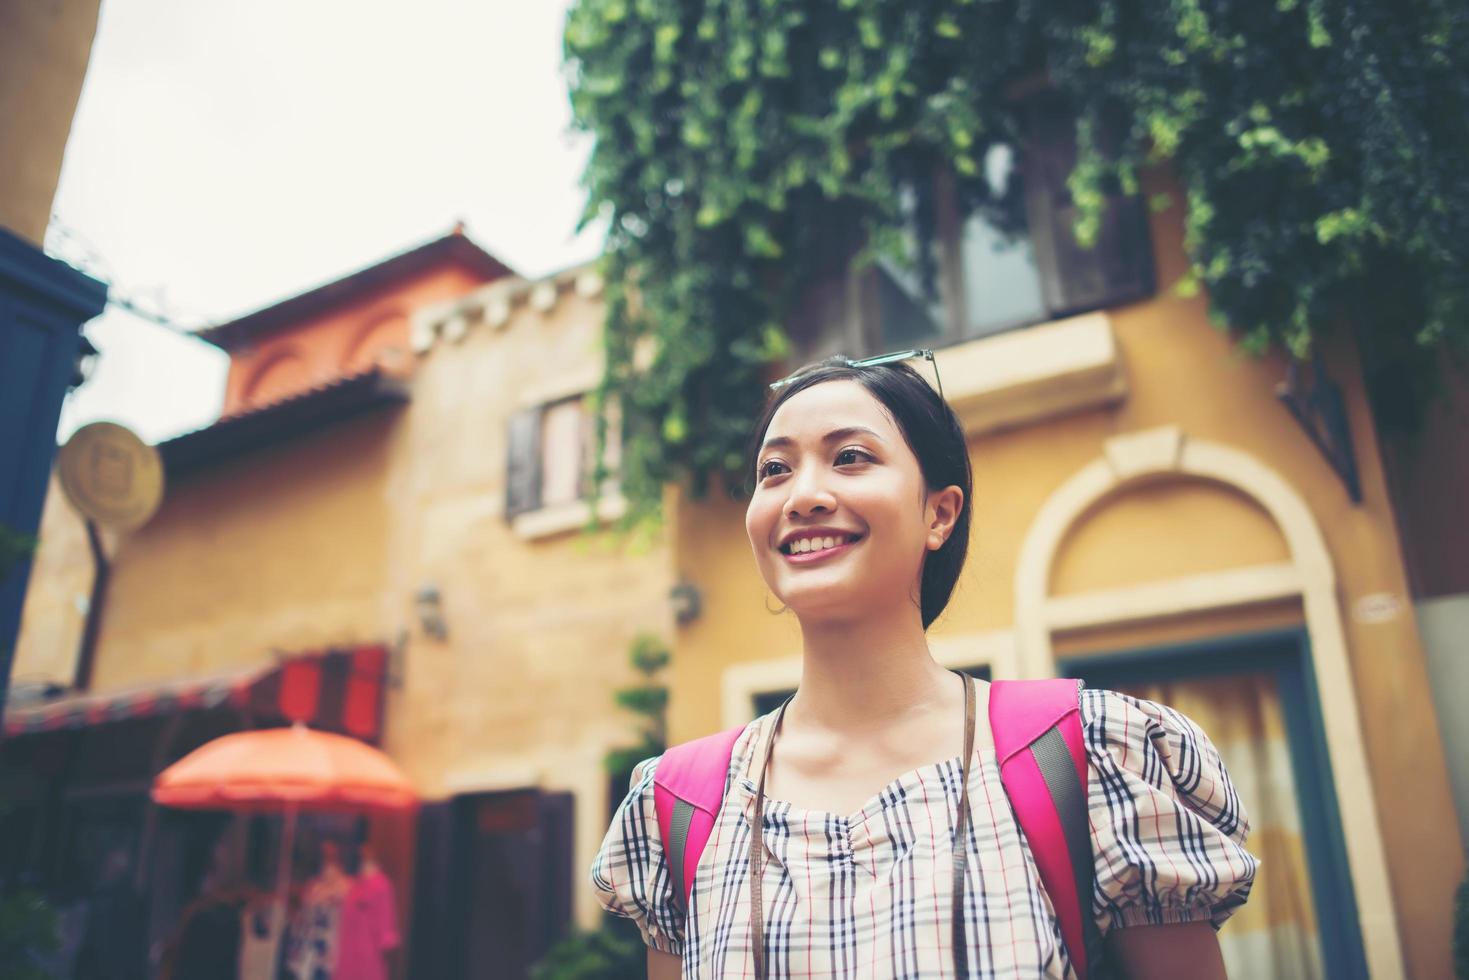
[73,518,109,691]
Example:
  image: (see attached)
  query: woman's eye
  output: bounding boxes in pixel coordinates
[836,448,871,465]
[758,460,788,480]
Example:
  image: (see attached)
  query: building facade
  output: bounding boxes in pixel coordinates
[6,231,673,977]
[648,159,1466,979]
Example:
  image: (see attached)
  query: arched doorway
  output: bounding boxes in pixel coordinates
[1014,425,1403,979]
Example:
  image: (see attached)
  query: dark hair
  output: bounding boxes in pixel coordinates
[746,356,973,629]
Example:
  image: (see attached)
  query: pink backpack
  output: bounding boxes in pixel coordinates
[653,678,1102,978]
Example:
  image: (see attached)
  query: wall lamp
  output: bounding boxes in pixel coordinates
[669,581,702,626]
[414,584,449,640]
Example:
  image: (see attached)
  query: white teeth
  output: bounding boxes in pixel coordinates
[787,531,863,555]
[783,534,856,555]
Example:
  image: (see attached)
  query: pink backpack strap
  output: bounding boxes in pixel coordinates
[989,678,1100,979]
[652,723,746,911]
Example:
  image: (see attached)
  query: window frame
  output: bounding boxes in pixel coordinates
[789,93,1155,362]
[504,390,625,535]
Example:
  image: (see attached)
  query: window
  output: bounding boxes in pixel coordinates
[791,92,1154,359]
[505,393,621,519]
[878,151,1049,347]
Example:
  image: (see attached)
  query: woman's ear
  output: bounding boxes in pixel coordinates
[926,485,964,550]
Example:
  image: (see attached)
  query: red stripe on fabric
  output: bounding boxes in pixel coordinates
[978,752,1018,964]
[279,656,322,722]
[343,646,386,738]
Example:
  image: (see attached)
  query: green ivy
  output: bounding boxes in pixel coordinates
[529,919,644,979]
[602,632,670,778]
[565,0,1469,525]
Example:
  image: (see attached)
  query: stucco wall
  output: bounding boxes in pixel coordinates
[10,475,93,689]
[667,183,1461,976]
[385,287,673,928]
[14,412,401,692]
[0,0,100,243]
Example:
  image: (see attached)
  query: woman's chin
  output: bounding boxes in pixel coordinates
[778,582,874,623]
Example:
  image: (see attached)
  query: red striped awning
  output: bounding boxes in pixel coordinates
[3,646,388,740]
[3,665,266,737]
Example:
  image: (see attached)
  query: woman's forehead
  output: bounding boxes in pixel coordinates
[764,380,896,442]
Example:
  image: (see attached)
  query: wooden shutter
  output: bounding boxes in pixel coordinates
[504,405,542,518]
[1020,91,1154,318]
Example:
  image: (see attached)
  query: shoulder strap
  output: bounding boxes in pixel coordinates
[652,723,746,911]
[990,678,1101,979]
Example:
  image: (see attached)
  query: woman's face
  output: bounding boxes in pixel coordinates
[746,380,958,623]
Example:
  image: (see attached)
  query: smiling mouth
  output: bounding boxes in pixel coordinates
[779,534,863,560]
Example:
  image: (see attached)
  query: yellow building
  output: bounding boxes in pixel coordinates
[647,163,1466,979]
[6,233,672,976]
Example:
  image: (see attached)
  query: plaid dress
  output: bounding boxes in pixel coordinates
[592,689,1258,979]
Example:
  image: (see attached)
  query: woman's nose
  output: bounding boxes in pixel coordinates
[784,466,836,517]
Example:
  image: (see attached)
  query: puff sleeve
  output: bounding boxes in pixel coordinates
[1081,688,1259,932]
[589,755,686,955]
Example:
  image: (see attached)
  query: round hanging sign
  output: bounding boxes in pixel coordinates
[56,421,165,531]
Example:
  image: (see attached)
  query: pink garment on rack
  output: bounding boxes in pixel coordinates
[332,869,399,980]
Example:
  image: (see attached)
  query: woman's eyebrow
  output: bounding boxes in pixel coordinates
[760,425,885,453]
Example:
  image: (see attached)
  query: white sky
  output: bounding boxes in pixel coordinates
[51,0,601,444]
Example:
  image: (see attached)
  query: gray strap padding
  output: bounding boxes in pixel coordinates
[668,799,695,909]
[1030,725,1104,971]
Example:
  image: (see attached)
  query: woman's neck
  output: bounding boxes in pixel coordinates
[786,606,954,735]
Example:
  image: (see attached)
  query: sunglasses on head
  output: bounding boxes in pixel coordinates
[767,348,945,401]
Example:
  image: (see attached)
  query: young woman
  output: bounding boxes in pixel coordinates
[592,354,1257,979]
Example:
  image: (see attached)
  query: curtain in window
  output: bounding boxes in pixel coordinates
[1111,672,1323,979]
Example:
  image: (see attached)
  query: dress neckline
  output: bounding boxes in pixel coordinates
[734,710,975,825]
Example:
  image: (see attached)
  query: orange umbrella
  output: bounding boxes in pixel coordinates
[153,723,417,941]
[153,722,416,812]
